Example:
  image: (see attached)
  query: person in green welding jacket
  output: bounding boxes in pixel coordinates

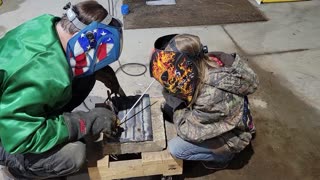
[0,1,125,179]
[149,34,259,169]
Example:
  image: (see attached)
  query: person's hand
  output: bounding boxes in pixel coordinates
[96,100,118,114]
[95,65,126,97]
[63,108,117,141]
[162,89,187,111]
[104,100,118,114]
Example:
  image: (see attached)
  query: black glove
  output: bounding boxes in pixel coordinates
[95,65,126,97]
[162,89,187,111]
[63,108,117,141]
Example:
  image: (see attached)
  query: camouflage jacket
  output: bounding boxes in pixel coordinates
[173,52,259,154]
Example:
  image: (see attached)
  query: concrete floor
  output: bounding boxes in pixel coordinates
[1,0,320,179]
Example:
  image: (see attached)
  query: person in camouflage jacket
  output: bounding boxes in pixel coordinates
[150,34,259,169]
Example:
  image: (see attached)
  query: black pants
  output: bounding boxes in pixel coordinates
[162,103,174,122]
[0,75,96,179]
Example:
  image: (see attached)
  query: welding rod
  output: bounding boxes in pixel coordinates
[120,79,156,122]
[119,100,158,126]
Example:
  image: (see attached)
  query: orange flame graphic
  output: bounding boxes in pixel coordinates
[151,51,196,102]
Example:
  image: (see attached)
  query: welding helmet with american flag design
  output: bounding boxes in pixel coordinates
[65,2,122,78]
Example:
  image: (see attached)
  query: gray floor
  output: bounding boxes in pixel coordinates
[1,0,320,179]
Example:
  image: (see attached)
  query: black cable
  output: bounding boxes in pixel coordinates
[111,0,114,16]
[81,0,147,109]
[105,0,146,77]
[107,0,110,15]
[115,61,147,76]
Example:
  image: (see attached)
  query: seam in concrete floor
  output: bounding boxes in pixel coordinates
[248,48,310,57]
[222,25,312,57]
[222,25,247,56]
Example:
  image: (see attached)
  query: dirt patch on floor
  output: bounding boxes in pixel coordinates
[123,0,267,29]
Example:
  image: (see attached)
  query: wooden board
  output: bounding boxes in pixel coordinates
[88,149,183,179]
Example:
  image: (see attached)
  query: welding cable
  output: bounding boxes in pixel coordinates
[115,61,147,77]
[106,1,147,76]
[110,0,114,16]
[107,0,112,16]
[107,0,110,15]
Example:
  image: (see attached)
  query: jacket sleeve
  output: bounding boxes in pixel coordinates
[0,15,72,154]
[172,104,242,143]
[0,107,69,154]
[0,75,70,154]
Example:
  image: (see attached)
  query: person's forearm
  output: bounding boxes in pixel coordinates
[0,115,69,154]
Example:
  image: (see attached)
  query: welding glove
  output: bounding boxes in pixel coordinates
[95,65,126,97]
[63,108,117,141]
[162,89,187,111]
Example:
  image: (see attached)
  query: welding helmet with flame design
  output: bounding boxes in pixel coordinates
[149,34,207,103]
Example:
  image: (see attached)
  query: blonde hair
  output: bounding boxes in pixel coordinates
[165,34,218,105]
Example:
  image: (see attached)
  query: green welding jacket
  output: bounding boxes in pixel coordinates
[0,14,72,154]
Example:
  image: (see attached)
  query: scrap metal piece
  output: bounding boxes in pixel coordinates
[108,94,153,143]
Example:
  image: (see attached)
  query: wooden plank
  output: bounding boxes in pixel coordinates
[97,155,109,167]
[89,159,143,179]
[109,160,144,179]
[142,151,164,175]
[88,156,110,179]
[161,150,183,176]
[142,151,163,165]
[88,149,183,180]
